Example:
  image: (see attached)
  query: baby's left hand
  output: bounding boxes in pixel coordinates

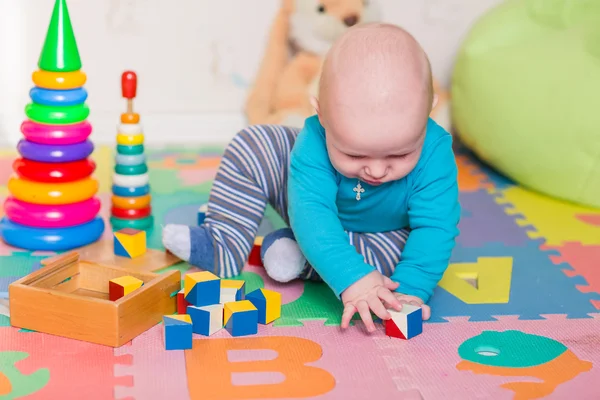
[394,293,431,321]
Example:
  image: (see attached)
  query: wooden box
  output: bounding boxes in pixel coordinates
[9,252,180,347]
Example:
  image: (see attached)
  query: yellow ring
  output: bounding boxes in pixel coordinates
[117,133,144,146]
[111,194,151,209]
[8,176,98,205]
[32,70,87,90]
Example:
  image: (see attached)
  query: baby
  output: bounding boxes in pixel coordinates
[163,23,461,332]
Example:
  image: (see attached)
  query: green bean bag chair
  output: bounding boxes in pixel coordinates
[451,0,600,208]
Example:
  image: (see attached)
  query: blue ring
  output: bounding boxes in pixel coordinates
[112,184,150,197]
[0,216,105,251]
[29,87,88,107]
[115,153,146,166]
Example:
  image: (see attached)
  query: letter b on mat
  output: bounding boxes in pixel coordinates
[185,336,335,398]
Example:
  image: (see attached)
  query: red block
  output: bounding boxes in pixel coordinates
[385,319,406,339]
[177,289,191,314]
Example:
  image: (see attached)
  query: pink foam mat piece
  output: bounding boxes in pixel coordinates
[114,332,190,400]
[0,327,132,399]
[114,315,600,400]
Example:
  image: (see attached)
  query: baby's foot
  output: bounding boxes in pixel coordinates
[162,224,215,268]
[261,227,306,282]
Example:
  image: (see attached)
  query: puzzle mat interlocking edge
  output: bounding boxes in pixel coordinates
[0,142,599,400]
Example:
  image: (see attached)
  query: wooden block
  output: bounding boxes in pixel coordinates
[163,314,193,350]
[197,203,208,225]
[176,288,191,314]
[109,275,144,301]
[246,288,281,324]
[9,252,179,347]
[113,228,146,258]
[223,300,258,337]
[184,271,220,306]
[187,304,223,336]
[247,236,263,267]
[385,304,423,340]
[220,279,245,303]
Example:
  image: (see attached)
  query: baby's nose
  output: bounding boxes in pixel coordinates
[343,15,359,27]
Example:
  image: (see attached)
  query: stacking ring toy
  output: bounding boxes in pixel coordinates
[17,139,94,163]
[8,176,98,205]
[29,87,88,106]
[21,120,92,145]
[4,196,101,228]
[115,153,145,166]
[110,215,154,231]
[114,163,147,175]
[111,206,151,219]
[25,103,89,125]
[0,216,104,251]
[118,123,142,135]
[121,113,140,124]
[117,144,144,155]
[112,184,150,197]
[113,173,149,187]
[111,194,151,209]
[32,69,87,90]
[13,158,96,183]
[117,133,144,146]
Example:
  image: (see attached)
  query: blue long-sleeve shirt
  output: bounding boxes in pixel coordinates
[288,115,460,303]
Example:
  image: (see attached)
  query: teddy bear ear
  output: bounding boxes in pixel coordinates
[281,0,294,14]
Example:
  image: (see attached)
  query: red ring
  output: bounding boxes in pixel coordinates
[12,158,96,183]
[111,205,151,219]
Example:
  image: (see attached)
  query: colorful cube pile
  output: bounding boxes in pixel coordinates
[164,271,281,350]
[0,0,104,251]
[110,70,154,232]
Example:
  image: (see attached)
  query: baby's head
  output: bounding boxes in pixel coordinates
[313,23,436,185]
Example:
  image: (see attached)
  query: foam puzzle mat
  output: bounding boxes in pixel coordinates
[0,140,599,399]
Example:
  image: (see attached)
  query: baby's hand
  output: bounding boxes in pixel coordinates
[340,270,403,332]
[394,293,431,321]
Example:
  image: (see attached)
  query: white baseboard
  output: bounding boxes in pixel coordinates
[0,112,249,147]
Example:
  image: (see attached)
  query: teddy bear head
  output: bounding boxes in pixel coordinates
[289,0,381,56]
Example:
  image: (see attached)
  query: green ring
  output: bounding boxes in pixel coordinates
[117,144,144,155]
[25,102,89,124]
[114,163,148,175]
[110,215,154,231]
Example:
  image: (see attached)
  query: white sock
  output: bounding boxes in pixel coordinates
[262,237,306,282]
[162,224,192,261]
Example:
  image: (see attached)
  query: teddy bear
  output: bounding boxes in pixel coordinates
[244,0,382,128]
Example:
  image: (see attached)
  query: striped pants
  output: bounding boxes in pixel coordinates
[202,124,409,280]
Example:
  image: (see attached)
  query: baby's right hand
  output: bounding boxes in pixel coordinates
[340,270,403,332]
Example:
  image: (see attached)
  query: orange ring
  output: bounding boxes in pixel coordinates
[111,194,151,209]
[121,113,140,124]
[32,70,87,90]
[8,176,98,205]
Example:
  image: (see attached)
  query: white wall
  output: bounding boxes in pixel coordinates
[0,0,504,146]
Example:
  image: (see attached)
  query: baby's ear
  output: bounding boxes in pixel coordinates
[431,93,438,110]
[310,96,320,114]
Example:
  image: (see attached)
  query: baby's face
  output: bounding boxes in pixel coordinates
[319,85,430,185]
[322,103,428,185]
[315,22,434,185]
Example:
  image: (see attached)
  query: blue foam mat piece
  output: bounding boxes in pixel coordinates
[427,241,600,322]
